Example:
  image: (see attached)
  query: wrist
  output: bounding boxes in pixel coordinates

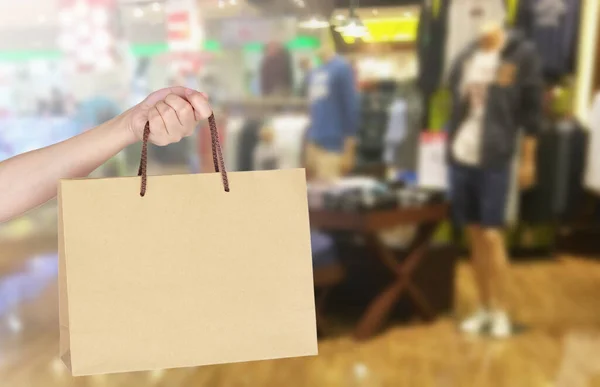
[100,110,139,148]
[117,109,139,146]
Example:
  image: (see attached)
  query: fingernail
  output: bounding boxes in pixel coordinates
[185,89,194,96]
[200,103,213,118]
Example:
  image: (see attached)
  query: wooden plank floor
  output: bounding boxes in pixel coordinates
[1,237,600,386]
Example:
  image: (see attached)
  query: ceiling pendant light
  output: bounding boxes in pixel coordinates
[335,0,367,38]
[337,16,367,37]
[298,14,330,29]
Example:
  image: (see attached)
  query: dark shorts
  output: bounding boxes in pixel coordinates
[449,163,510,228]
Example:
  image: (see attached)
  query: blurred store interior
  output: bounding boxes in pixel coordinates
[2,0,600,385]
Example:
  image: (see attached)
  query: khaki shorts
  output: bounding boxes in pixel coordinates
[305,143,343,182]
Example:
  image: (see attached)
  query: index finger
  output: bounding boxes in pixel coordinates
[184,89,212,120]
[142,87,211,120]
[142,86,191,107]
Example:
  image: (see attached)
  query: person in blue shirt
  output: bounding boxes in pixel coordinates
[305,47,360,181]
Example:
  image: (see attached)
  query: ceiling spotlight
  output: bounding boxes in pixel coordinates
[297,0,306,7]
[372,9,378,15]
[218,0,225,8]
[133,7,144,18]
[336,3,368,38]
[152,2,161,12]
[403,11,413,17]
[336,16,367,37]
[230,0,237,4]
[298,15,330,29]
[335,14,346,21]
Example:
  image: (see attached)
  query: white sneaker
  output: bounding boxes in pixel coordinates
[489,310,512,338]
[459,308,490,334]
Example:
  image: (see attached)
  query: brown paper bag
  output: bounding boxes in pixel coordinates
[58,116,317,376]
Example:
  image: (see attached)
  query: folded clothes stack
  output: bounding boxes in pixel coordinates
[307,177,439,212]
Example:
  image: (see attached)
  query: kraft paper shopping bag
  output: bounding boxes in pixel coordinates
[58,115,317,376]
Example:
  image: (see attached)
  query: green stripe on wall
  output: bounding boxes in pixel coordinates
[129,43,169,56]
[0,50,63,62]
[0,36,321,62]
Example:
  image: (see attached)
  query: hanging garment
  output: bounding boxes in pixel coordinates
[427,88,452,131]
[554,120,572,214]
[554,119,587,221]
[357,81,398,165]
[237,120,262,171]
[520,118,586,222]
[384,98,408,166]
[585,93,600,194]
[260,45,294,96]
[515,0,581,80]
[271,114,310,169]
[444,0,507,82]
[253,142,280,171]
[505,133,521,226]
[505,0,521,25]
[384,85,424,172]
[396,86,424,172]
[520,121,560,223]
[416,0,450,95]
[223,116,245,172]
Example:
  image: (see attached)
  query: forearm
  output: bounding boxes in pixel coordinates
[0,113,136,222]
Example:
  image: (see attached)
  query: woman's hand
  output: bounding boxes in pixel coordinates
[0,87,212,223]
[126,87,213,146]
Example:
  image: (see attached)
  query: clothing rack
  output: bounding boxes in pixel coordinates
[223,97,309,119]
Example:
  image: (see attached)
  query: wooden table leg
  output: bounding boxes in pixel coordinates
[401,223,438,320]
[354,278,407,340]
[406,282,435,320]
[353,222,439,340]
[315,289,331,336]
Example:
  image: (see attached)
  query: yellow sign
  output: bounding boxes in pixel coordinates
[342,17,418,44]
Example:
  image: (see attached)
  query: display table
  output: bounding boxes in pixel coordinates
[310,203,450,340]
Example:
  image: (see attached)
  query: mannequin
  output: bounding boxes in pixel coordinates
[305,46,359,181]
[448,20,541,337]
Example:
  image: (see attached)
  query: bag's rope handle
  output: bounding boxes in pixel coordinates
[137,113,230,197]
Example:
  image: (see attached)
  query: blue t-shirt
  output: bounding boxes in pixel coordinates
[306,56,360,152]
